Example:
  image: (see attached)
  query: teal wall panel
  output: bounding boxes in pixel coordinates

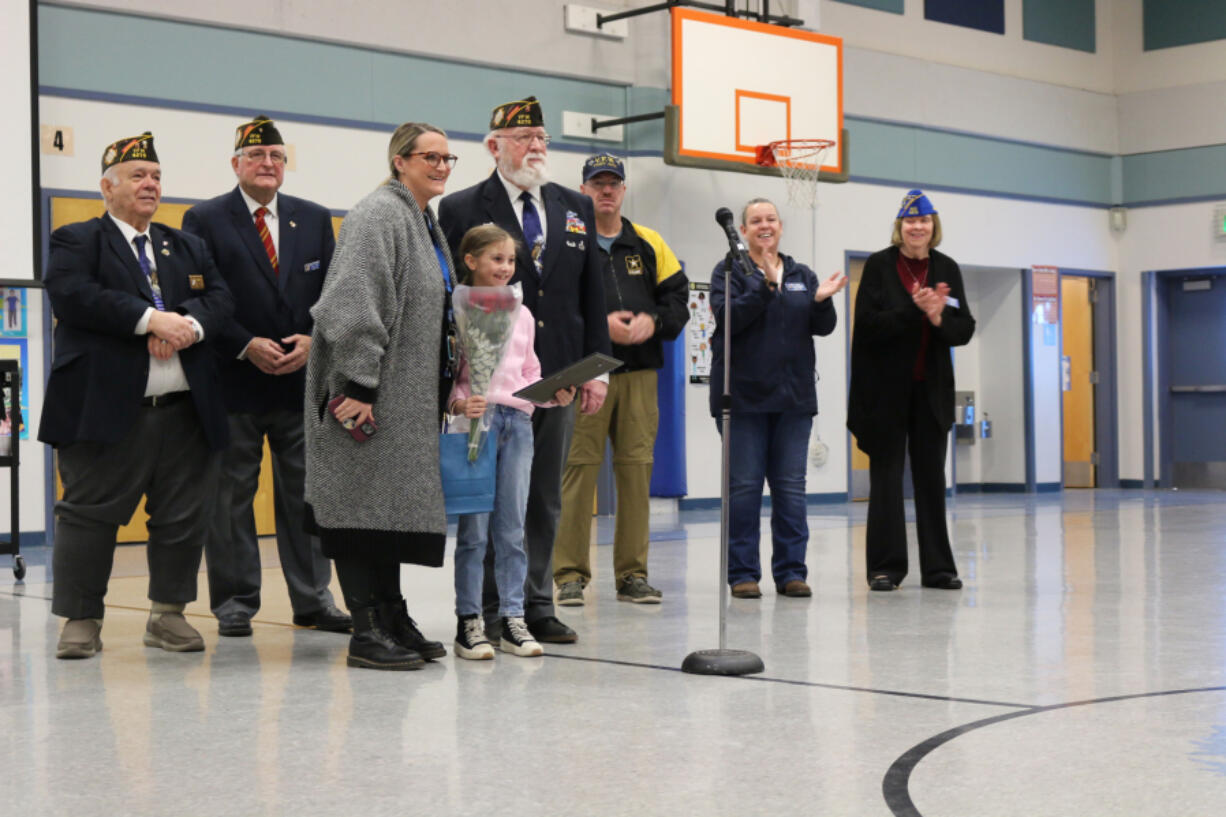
[39,5,629,143]
[847,118,1114,205]
[1122,145,1226,205]
[831,0,904,13]
[1143,0,1226,50]
[1024,0,1095,53]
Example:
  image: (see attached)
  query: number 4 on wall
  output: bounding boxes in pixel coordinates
[40,125,74,156]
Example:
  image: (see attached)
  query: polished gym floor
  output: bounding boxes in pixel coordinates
[3,489,1225,816]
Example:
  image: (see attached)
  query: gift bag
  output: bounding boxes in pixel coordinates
[439,431,495,516]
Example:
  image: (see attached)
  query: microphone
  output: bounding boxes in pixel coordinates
[715,207,742,248]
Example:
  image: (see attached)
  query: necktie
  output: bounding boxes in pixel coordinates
[254,206,279,275]
[133,235,165,310]
[519,191,544,277]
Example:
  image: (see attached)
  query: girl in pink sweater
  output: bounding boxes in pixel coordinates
[448,224,574,660]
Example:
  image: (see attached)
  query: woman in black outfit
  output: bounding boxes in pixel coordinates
[847,190,975,591]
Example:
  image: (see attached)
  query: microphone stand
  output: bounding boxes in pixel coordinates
[681,216,765,677]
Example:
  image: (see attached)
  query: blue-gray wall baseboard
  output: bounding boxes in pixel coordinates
[678,492,848,511]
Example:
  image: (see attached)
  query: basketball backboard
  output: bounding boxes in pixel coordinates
[665,7,846,182]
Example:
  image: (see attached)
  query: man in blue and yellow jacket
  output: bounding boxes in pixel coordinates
[553,154,689,605]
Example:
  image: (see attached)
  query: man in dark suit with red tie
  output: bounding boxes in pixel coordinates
[42,132,234,659]
[439,96,611,645]
[182,116,349,638]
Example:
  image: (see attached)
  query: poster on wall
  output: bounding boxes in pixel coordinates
[0,338,29,441]
[2,288,27,337]
[686,281,714,383]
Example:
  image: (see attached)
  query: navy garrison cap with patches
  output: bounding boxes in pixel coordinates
[490,96,544,130]
[234,115,284,150]
[101,132,158,174]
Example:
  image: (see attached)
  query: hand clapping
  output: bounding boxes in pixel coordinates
[911,281,951,326]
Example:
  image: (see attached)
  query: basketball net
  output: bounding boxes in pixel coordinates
[756,139,835,210]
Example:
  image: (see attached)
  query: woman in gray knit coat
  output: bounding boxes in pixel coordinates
[304,122,458,670]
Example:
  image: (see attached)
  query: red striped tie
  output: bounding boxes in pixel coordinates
[254,206,279,275]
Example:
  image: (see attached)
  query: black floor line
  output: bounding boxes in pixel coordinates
[543,652,1036,709]
[881,684,1226,817]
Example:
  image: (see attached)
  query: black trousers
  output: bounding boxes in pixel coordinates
[865,381,959,586]
[205,409,335,618]
[51,400,219,620]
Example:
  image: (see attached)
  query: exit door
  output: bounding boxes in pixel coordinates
[1061,276,1096,487]
[1165,274,1226,489]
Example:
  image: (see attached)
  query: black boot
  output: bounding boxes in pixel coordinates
[346,606,424,670]
[379,597,447,660]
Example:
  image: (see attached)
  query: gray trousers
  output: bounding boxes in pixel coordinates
[51,400,219,620]
[205,409,335,617]
[484,402,575,626]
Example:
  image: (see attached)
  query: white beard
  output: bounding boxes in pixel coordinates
[501,153,549,189]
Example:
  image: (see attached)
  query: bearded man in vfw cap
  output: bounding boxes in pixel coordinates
[41,132,234,659]
[439,96,611,645]
[182,116,348,639]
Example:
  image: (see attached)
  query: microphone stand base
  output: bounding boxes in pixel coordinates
[681,648,765,676]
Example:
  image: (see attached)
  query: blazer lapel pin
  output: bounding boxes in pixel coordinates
[290,220,297,229]
[161,248,171,256]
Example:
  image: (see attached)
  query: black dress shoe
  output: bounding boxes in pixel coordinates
[869,575,897,592]
[921,575,963,590]
[528,615,577,644]
[218,612,253,637]
[379,598,446,660]
[293,604,353,633]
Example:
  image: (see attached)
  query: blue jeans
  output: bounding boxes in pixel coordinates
[455,404,534,617]
[717,412,812,588]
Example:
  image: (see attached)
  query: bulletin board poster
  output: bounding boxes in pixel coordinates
[1,288,26,337]
[1031,266,1059,325]
[0,338,29,439]
[686,281,714,383]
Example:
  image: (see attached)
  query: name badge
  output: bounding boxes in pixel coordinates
[305,260,321,272]
[189,275,205,290]
[945,295,959,308]
[785,282,806,292]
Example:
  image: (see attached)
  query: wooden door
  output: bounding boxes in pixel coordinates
[1061,276,1095,487]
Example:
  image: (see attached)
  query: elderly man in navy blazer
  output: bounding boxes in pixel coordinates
[42,132,234,659]
[439,96,611,645]
[182,116,349,638]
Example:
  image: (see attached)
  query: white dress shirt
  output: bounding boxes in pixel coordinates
[109,212,201,397]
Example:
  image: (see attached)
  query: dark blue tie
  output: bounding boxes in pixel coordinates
[519,191,544,277]
[133,235,165,310]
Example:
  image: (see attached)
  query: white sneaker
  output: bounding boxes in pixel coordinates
[499,616,544,657]
[455,615,495,660]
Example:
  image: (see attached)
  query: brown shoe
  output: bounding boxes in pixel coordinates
[143,611,205,652]
[780,580,812,598]
[730,581,761,599]
[56,618,103,659]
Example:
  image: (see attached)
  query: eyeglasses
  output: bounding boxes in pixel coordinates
[241,148,288,165]
[586,178,624,191]
[408,151,459,169]
[497,133,551,147]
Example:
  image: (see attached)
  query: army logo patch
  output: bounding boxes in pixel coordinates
[625,255,643,275]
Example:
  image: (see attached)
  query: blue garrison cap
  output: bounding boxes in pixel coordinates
[897,189,937,218]
[582,153,625,183]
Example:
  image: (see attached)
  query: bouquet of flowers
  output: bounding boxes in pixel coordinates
[452,283,522,461]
